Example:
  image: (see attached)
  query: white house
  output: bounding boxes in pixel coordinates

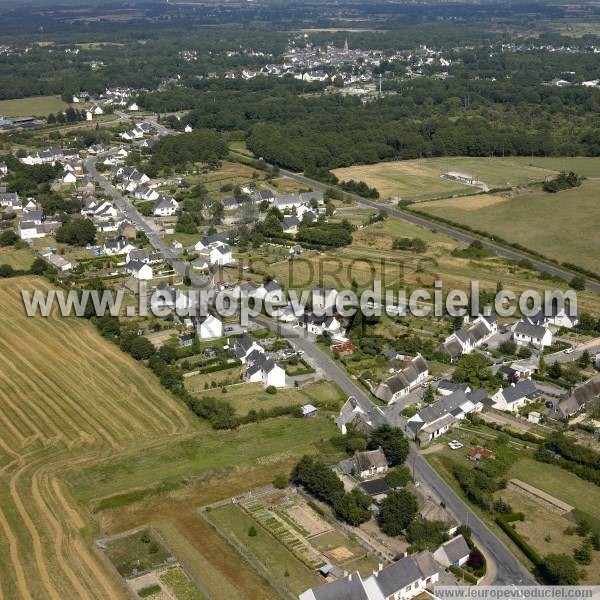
[303,313,343,337]
[209,244,233,266]
[513,320,553,348]
[433,535,471,568]
[153,196,179,217]
[63,172,77,184]
[251,280,284,302]
[235,333,265,364]
[127,260,153,280]
[104,238,136,256]
[128,102,140,111]
[300,552,439,600]
[246,353,286,388]
[352,448,388,479]
[375,354,429,404]
[135,186,160,202]
[438,314,497,359]
[45,253,74,272]
[196,314,223,340]
[19,222,46,240]
[184,124,193,133]
[491,379,543,413]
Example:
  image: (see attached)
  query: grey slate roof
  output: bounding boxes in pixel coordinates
[310,573,369,600]
[514,320,547,340]
[501,379,542,404]
[439,535,470,564]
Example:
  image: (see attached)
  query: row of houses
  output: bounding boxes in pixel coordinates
[406,386,487,446]
[374,354,429,404]
[300,535,471,600]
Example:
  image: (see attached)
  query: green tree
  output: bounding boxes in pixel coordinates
[385,465,412,488]
[333,488,372,526]
[378,489,418,536]
[548,361,563,380]
[0,230,17,246]
[368,425,409,466]
[128,336,155,360]
[578,350,591,369]
[406,518,449,551]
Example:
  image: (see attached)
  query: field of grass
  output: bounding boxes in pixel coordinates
[206,503,320,596]
[497,486,600,584]
[0,276,194,600]
[186,380,345,415]
[507,458,600,522]
[0,246,36,270]
[332,157,569,202]
[415,178,600,274]
[0,95,70,117]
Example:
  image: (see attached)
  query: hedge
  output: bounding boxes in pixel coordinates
[495,514,543,567]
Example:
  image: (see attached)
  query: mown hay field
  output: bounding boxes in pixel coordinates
[0,276,194,600]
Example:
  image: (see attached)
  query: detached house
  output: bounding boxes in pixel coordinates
[491,379,543,413]
[438,314,497,359]
[303,313,343,337]
[127,260,153,280]
[0,192,21,210]
[432,535,471,568]
[235,333,265,364]
[337,396,386,435]
[246,354,286,388]
[513,320,553,348]
[209,243,233,266]
[352,448,388,479]
[153,196,178,217]
[375,354,429,404]
[196,314,223,340]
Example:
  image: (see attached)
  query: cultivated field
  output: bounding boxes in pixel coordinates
[0,95,70,117]
[0,247,36,270]
[0,276,194,599]
[415,178,600,274]
[332,157,567,201]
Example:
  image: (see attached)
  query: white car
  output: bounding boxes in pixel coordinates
[564,347,574,354]
[448,440,463,450]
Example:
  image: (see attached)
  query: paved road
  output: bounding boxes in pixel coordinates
[254,316,537,585]
[268,163,600,294]
[85,155,209,288]
[545,342,600,365]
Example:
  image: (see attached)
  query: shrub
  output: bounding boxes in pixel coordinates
[248,526,257,537]
[265,385,277,395]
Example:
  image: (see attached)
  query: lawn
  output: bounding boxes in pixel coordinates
[186,380,344,416]
[507,458,600,522]
[206,503,321,597]
[0,95,70,117]
[67,415,340,504]
[415,178,600,274]
[0,246,36,270]
[332,157,563,202]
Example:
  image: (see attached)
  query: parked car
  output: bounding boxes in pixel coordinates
[564,347,574,354]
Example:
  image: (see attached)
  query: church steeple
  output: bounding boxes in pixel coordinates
[344,38,349,54]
